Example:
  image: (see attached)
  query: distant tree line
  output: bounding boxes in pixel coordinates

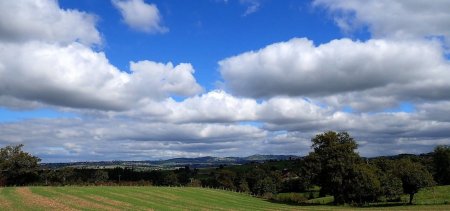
[1,132,449,206]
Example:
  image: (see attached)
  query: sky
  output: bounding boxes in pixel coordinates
[1,0,450,162]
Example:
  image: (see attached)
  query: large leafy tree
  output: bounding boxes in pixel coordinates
[0,144,41,186]
[372,158,403,201]
[346,163,382,205]
[309,131,362,204]
[433,145,450,185]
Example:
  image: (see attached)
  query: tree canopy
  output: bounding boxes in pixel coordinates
[308,131,363,204]
[433,145,450,185]
[0,144,41,186]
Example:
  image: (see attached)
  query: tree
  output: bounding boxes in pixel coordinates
[237,178,250,193]
[379,172,403,202]
[346,163,381,205]
[308,131,361,204]
[372,158,403,201]
[215,169,236,190]
[254,177,277,196]
[394,159,435,204]
[92,170,109,183]
[433,145,450,185]
[0,144,41,186]
[162,171,179,186]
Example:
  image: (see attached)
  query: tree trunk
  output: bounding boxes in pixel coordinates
[409,193,414,204]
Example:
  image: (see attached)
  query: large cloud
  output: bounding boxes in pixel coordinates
[0,1,201,111]
[0,0,100,45]
[112,0,168,33]
[314,0,450,42]
[219,38,450,109]
[0,42,202,110]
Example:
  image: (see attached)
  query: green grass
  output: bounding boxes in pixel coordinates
[406,185,450,205]
[0,186,449,210]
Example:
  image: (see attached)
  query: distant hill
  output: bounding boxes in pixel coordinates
[40,154,300,170]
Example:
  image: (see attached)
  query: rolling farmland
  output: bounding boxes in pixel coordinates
[0,186,449,211]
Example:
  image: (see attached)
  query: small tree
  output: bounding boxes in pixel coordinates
[395,159,435,204]
[0,144,41,186]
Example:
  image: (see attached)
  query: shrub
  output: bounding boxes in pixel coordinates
[272,193,308,204]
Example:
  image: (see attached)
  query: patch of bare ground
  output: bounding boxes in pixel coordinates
[15,187,75,211]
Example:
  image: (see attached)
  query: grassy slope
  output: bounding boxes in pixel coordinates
[0,186,448,210]
[407,185,450,205]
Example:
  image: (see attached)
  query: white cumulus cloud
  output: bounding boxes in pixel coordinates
[314,0,450,42]
[0,1,201,111]
[219,37,450,111]
[0,0,100,45]
[112,0,168,33]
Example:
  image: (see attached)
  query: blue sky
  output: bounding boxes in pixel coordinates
[58,0,347,90]
[1,0,450,162]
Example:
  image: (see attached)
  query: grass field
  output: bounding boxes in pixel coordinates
[0,186,449,211]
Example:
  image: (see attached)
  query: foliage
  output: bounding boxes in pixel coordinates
[272,192,308,204]
[254,177,277,195]
[394,158,435,204]
[307,131,363,204]
[379,172,403,201]
[0,144,40,186]
[433,145,450,185]
[237,178,250,193]
[92,170,109,183]
[373,158,403,201]
[345,163,381,205]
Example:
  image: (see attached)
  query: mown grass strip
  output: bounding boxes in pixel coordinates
[1,187,34,210]
[32,186,125,211]
[15,187,75,211]
[81,186,167,210]
[0,188,13,210]
[1,186,450,211]
[46,186,131,210]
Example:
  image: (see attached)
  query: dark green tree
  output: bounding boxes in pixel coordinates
[308,131,361,204]
[254,177,277,196]
[379,172,403,202]
[237,178,250,193]
[394,159,435,204]
[215,169,236,190]
[92,170,109,183]
[0,144,40,186]
[162,171,179,186]
[372,158,403,201]
[433,145,450,185]
[346,163,381,205]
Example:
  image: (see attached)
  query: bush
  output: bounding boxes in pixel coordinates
[272,193,308,204]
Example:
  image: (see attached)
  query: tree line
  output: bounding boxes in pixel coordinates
[1,132,449,206]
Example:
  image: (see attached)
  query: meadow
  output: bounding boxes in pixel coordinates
[0,186,449,211]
